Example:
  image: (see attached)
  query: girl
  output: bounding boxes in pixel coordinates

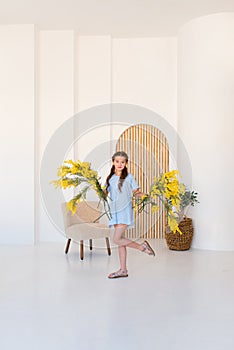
[105,151,155,279]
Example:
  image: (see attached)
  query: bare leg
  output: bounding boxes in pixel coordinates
[108,224,155,278]
[113,224,144,273]
[113,224,144,251]
[118,245,127,271]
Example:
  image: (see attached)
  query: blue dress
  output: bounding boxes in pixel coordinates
[107,173,139,228]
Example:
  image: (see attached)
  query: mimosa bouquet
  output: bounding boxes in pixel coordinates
[134,170,198,234]
[51,160,111,220]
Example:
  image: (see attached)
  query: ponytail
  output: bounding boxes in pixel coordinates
[106,165,115,191]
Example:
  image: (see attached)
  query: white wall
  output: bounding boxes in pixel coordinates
[0,25,35,244]
[0,30,179,244]
[4,20,232,250]
[178,13,234,250]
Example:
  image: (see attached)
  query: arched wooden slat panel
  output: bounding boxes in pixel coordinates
[116,124,169,239]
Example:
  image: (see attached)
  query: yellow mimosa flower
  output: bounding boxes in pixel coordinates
[57,166,70,178]
[64,159,78,167]
[71,166,79,174]
[141,194,148,200]
[52,158,110,216]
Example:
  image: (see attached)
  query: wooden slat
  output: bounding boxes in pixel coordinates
[116,124,169,239]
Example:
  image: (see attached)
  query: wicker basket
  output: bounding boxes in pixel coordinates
[165,217,193,251]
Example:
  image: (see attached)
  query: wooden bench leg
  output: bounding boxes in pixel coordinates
[105,237,111,256]
[80,240,84,260]
[65,239,71,254]
[89,239,93,251]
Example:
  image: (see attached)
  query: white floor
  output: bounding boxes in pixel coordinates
[1,239,234,350]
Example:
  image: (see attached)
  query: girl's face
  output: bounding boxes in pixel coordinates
[113,156,127,172]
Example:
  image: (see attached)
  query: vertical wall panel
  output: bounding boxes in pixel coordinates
[0,25,35,244]
[75,36,112,183]
[178,13,234,250]
[77,36,111,112]
[37,30,75,242]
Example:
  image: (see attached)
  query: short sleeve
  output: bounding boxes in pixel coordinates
[129,174,139,191]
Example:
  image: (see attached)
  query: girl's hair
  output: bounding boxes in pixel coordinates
[106,151,129,191]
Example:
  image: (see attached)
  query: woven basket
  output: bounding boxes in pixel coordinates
[165,217,193,251]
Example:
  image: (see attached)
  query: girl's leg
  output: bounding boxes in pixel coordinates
[111,224,144,275]
[113,224,144,251]
[108,245,128,278]
[108,224,155,278]
[112,225,128,274]
[113,224,155,256]
[118,245,127,271]
[108,225,130,278]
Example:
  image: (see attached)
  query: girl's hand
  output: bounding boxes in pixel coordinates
[133,192,150,213]
[133,190,147,199]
